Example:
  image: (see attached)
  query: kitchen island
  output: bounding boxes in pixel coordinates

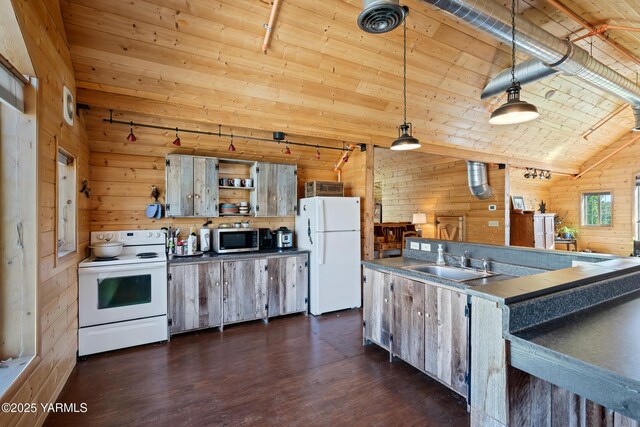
[362,239,640,425]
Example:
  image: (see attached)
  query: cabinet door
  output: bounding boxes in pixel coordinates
[254,162,278,217]
[166,154,194,217]
[533,215,546,249]
[169,264,199,334]
[544,215,556,249]
[392,276,425,369]
[223,259,268,323]
[267,255,308,317]
[193,157,219,217]
[363,268,391,349]
[424,286,468,397]
[198,262,222,328]
[276,164,297,216]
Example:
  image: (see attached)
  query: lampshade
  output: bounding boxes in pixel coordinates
[489,84,539,125]
[391,123,421,151]
[412,213,427,224]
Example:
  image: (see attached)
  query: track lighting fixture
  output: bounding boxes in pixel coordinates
[228,134,236,152]
[524,168,551,180]
[316,146,321,160]
[284,142,291,155]
[172,128,181,146]
[127,121,136,142]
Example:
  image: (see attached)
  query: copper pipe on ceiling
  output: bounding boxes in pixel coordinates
[334,144,357,179]
[581,104,628,140]
[262,0,282,53]
[572,24,640,43]
[546,0,640,66]
[572,133,640,180]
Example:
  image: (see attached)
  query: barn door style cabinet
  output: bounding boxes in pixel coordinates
[165,154,219,217]
[510,212,556,249]
[251,162,297,217]
[363,267,469,398]
[168,253,308,335]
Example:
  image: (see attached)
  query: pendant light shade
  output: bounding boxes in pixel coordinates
[490,0,539,126]
[489,83,539,125]
[228,135,236,152]
[391,123,421,150]
[390,13,421,151]
[127,121,136,142]
[172,128,181,146]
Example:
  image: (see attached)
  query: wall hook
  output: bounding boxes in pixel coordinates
[80,180,91,198]
[151,185,160,203]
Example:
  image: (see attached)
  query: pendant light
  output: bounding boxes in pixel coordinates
[126,121,136,142]
[391,15,421,151]
[228,134,236,152]
[172,128,181,146]
[315,145,321,160]
[489,0,539,125]
[284,142,291,155]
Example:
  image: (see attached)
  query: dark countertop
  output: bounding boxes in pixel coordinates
[509,289,640,420]
[361,257,515,291]
[168,248,309,265]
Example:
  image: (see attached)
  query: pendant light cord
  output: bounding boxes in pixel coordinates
[403,18,407,124]
[510,0,517,86]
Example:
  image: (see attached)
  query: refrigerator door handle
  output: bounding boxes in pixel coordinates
[318,198,325,232]
[307,219,313,244]
[318,232,325,265]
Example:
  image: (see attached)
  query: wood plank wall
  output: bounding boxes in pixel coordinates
[549,132,640,256]
[375,148,506,245]
[84,109,338,233]
[0,0,90,425]
[509,168,557,215]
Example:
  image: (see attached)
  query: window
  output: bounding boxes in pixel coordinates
[582,192,612,226]
[57,149,77,258]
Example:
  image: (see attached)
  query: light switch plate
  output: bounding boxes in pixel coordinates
[488,221,500,227]
[488,204,497,211]
[420,243,431,251]
[410,242,420,250]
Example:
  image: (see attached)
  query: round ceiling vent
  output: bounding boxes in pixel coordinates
[357,0,407,34]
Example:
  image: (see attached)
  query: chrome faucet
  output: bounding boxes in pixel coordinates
[460,251,469,268]
[481,258,489,275]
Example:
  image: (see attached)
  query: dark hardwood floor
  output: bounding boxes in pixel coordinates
[45,310,470,426]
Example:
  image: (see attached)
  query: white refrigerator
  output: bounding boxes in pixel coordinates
[295,197,362,315]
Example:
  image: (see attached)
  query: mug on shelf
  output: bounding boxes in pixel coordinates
[242,178,253,188]
[233,178,242,187]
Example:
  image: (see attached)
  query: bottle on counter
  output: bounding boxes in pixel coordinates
[436,244,446,265]
[176,241,184,255]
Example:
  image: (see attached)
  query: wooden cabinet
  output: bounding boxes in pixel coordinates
[252,162,297,217]
[267,255,308,317]
[510,213,555,249]
[392,276,425,369]
[169,262,222,334]
[222,258,268,324]
[363,268,392,349]
[166,154,219,217]
[424,286,468,397]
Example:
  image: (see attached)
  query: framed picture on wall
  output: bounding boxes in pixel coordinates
[511,195,526,211]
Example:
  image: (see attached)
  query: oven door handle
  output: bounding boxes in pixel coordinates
[79,261,167,274]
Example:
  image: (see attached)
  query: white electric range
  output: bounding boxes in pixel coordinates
[78,230,168,357]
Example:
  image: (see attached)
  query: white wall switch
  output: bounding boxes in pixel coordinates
[420,243,431,251]
[488,221,500,227]
[488,204,497,211]
[410,242,420,250]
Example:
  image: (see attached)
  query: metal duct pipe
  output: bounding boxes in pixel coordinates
[423,0,640,130]
[358,0,407,34]
[633,105,640,131]
[481,59,559,99]
[467,161,493,199]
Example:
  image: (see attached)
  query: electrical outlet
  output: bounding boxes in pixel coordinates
[488,221,500,227]
[420,243,431,251]
[488,204,497,211]
[410,242,420,250]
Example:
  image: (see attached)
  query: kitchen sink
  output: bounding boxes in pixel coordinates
[403,264,497,282]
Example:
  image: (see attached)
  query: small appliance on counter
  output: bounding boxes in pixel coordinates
[274,227,293,250]
[212,228,259,253]
[200,222,211,252]
[259,228,274,250]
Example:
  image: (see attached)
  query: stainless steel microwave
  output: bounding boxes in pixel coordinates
[212,228,259,254]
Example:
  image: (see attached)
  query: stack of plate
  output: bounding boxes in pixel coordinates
[220,203,239,214]
[239,202,249,215]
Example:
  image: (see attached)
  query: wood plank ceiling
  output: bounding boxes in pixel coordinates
[59,0,640,172]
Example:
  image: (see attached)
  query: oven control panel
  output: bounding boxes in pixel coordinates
[90,230,166,246]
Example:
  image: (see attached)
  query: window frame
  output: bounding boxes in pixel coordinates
[56,146,78,262]
[581,191,613,227]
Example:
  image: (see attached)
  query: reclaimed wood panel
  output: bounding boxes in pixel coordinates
[363,268,392,349]
[392,276,425,369]
[267,255,308,317]
[222,259,267,323]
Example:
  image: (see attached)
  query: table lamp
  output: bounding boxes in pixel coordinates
[412,213,427,237]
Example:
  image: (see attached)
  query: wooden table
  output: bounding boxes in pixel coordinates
[554,238,577,251]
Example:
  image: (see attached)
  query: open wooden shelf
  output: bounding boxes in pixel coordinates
[219,186,254,190]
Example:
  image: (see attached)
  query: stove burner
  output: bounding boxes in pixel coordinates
[93,257,119,262]
[137,252,159,259]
